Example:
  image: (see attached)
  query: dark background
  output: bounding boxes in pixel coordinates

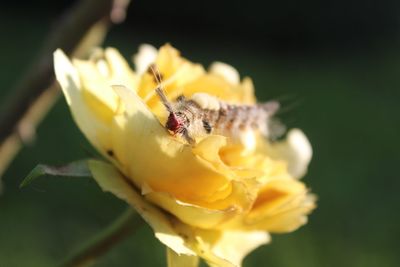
[1,0,399,266]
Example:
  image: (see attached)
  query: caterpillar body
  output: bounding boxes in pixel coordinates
[152,64,282,146]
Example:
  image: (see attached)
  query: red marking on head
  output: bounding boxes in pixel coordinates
[166,113,183,133]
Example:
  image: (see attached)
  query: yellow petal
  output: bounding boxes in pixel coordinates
[87,159,196,256]
[209,62,240,85]
[104,47,138,89]
[137,134,261,229]
[167,248,199,267]
[163,226,235,267]
[220,144,289,186]
[143,177,258,229]
[139,44,205,111]
[156,44,205,88]
[244,179,316,232]
[183,74,239,102]
[133,44,158,75]
[238,77,256,104]
[219,151,315,233]
[145,191,236,229]
[192,135,234,178]
[197,230,270,267]
[72,58,120,123]
[71,47,138,121]
[264,129,313,179]
[54,49,112,155]
[156,44,187,78]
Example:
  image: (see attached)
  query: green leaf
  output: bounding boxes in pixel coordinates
[20,160,92,188]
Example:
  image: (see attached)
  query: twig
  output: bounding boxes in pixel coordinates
[57,208,144,267]
[0,0,131,183]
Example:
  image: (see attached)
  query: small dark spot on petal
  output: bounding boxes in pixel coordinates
[107,150,114,157]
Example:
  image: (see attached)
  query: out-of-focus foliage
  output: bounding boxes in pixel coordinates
[0,1,399,266]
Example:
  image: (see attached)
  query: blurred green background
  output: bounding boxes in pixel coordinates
[1,0,399,266]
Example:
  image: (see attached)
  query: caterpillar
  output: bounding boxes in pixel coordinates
[151,65,282,146]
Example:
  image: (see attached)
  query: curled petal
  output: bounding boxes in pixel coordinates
[54,49,113,155]
[145,191,238,229]
[211,231,270,266]
[196,230,270,267]
[243,179,316,232]
[143,176,258,229]
[88,159,196,255]
[263,129,313,179]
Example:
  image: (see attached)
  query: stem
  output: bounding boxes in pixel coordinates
[58,208,143,267]
[0,0,112,144]
[0,0,131,179]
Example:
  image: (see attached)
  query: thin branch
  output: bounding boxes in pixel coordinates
[0,83,59,185]
[0,0,131,181]
[58,208,144,267]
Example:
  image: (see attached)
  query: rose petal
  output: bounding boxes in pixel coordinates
[133,44,158,75]
[138,44,205,112]
[72,59,120,123]
[238,77,256,104]
[197,230,270,267]
[265,129,313,179]
[167,248,199,267]
[87,159,196,255]
[104,47,138,89]
[143,176,258,230]
[209,61,240,85]
[145,191,237,229]
[54,49,113,155]
[243,179,316,232]
[183,75,239,103]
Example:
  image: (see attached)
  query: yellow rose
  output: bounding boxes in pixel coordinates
[54,44,316,267]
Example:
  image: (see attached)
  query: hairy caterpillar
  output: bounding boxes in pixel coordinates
[151,65,282,146]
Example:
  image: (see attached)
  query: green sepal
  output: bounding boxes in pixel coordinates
[20,160,92,188]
